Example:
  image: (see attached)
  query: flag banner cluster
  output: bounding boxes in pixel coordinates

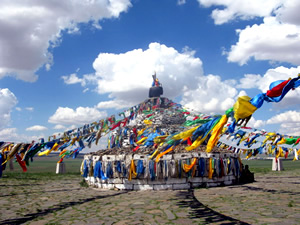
[1,74,300,177]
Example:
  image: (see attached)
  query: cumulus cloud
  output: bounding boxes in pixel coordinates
[48,106,107,125]
[227,17,300,65]
[62,73,84,85]
[247,117,266,128]
[53,124,66,130]
[26,125,48,131]
[63,42,244,113]
[267,110,300,124]
[197,0,282,25]
[97,100,133,110]
[0,0,132,81]
[177,0,186,5]
[198,0,300,65]
[237,66,300,109]
[0,127,41,142]
[83,42,203,108]
[0,88,18,128]
[181,74,238,114]
[267,110,300,135]
[25,107,34,111]
[92,43,202,104]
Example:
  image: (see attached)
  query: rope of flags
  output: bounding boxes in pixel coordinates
[1,74,300,177]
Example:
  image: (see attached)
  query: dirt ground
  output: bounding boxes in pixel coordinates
[0,169,299,225]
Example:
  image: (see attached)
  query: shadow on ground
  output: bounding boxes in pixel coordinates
[176,189,250,225]
[0,191,129,225]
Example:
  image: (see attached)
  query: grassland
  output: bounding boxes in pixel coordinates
[2,154,300,178]
[0,155,299,224]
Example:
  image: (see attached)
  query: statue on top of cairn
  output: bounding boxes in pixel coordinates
[149,72,163,98]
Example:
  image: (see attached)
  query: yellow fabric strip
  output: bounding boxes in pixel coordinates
[137,128,147,136]
[233,96,257,121]
[143,119,152,125]
[38,149,51,156]
[206,114,228,152]
[149,149,159,160]
[154,135,169,144]
[155,146,174,163]
[182,158,197,173]
[246,151,252,159]
[136,137,148,145]
[208,158,213,179]
[172,126,198,140]
[128,160,137,181]
[277,138,286,145]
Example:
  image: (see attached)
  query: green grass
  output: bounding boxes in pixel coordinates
[1,154,83,180]
[2,154,300,179]
[243,158,300,174]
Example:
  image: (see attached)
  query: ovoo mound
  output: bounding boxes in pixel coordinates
[82,97,242,190]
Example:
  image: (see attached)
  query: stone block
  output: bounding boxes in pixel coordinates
[133,154,147,160]
[133,184,153,191]
[224,180,232,185]
[191,182,206,188]
[166,178,187,184]
[217,177,225,182]
[172,183,190,190]
[192,152,200,158]
[153,184,172,190]
[116,154,125,161]
[148,179,166,185]
[207,182,219,188]
[115,183,133,190]
[199,152,208,158]
[124,179,148,185]
[160,154,172,160]
[202,177,208,183]
[102,183,114,189]
[107,178,123,184]
[102,155,116,161]
[173,153,193,160]
[56,162,66,174]
[93,155,100,161]
[188,177,203,183]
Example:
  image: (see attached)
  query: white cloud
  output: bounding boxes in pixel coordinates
[227,17,300,65]
[276,0,300,26]
[48,106,107,125]
[237,66,300,108]
[267,110,300,135]
[198,0,300,65]
[0,0,132,82]
[267,110,300,124]
[26,125,48,131]
[97,100,132,110]
[237,74,262,89]
[0,127,41,142]
[16,107,21,111]
[247,117,266,128]
[181,74,238,114]
[62,73,84,85]
[0,88,18,128]
[177,0,186,5]
[65,42,243,113]
[81,42,202,108]
[197,0,282,25]
[53,124,66,130]
[25,107,34,111]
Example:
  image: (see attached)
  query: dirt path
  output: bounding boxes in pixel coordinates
[0,170,299,225]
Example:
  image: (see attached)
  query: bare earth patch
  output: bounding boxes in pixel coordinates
[0,169,299,225]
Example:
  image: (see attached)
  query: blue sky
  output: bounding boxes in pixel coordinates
[1,0,300,146]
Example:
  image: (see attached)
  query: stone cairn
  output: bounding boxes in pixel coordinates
[82,97,242,190]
